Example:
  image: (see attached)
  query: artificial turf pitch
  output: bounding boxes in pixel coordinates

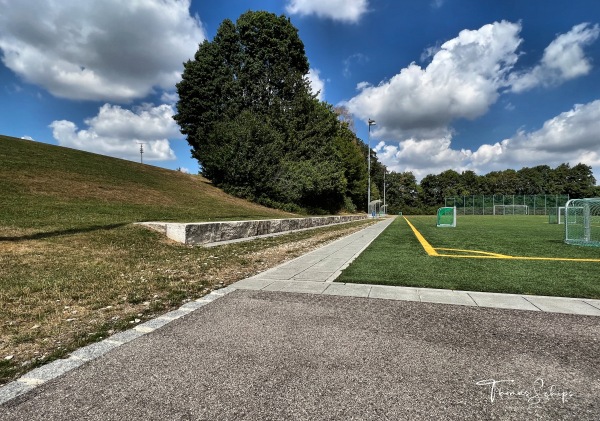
[337,215,600,299]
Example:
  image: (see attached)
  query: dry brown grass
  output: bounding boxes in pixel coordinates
[0,220,375,384]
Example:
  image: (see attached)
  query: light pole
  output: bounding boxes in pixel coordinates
[367,119,376,214]
[383,168,386,215]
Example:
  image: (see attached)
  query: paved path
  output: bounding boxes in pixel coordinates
[1,217,599,419]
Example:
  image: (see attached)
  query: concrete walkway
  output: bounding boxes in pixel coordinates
[234,217,600,317]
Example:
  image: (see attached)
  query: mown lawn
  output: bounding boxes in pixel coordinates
[338,215,600,299]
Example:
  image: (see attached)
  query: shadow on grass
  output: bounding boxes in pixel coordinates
[0,223,129,242]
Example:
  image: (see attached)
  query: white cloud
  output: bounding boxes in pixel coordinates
[374,100,600,182]
[50,103,182,162]
[0,0,205,102]
[470,100,600,171]
[20,136,34,141]
[355,81,372,91]
[374,137,473,181]
[161,91,180,104]
[286,0,368,23]
[307,68,325,101]
[510,23,600,92]
[85,103,181,140]
[347,21,522,140]
[346,21,600,181]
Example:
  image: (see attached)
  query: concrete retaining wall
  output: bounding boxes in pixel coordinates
[138,215,367,246]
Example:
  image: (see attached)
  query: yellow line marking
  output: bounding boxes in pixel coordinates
[436,248,510,258]
[403,216,438,256]
[436,254,600,262]
[403,217,600,262]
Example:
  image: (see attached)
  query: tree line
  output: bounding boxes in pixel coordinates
[383,163,597,215]
[175,11,597,215]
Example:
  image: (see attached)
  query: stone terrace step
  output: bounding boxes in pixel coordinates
[137,215,367,246]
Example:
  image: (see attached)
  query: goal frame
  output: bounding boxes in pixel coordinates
[564,198,600,247]
[437,206,456,228]
[557,206,566,224]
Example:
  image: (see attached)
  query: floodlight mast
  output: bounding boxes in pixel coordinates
[383,168,386,215]
[367,119,376,214]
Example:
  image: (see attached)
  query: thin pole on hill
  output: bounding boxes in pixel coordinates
[137,142,146,164]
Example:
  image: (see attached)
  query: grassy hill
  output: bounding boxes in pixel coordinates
[0,134,293,233]
[0,135,373,384]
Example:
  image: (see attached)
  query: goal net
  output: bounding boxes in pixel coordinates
[493,205,529,215]
[548,206,567,224]
[437,206,456,227]
[565,198,600,247]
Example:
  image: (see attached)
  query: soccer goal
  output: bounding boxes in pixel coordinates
[493,204,529,215]
[549,206,567,224]
[437,206,456,227]
[565,198,600,247]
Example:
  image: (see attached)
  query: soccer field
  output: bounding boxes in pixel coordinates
[337,215,600,299]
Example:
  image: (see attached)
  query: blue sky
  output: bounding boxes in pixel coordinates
[1,0,600,182]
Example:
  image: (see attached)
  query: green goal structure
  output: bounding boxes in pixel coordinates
[565,198,600,247]
[437,206,456,227]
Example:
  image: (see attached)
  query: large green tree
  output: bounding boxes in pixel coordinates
[556,163,596,198]
[334,123,368,212]
[174,11,364,213]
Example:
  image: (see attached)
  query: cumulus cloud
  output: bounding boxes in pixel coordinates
[286,0,368,23]
[347,21,523,141]
[307,68,325,100]
[471,100,600,170]
[346,20,600,180]
[50,103,182,162]
[374,138,473,181]
[510,23,600,92]
[0,0,205,102]
[373,100,600,181]
[85,103,181,140]
[161,91,180,104]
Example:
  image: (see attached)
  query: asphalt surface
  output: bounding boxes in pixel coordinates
[2,289,599,420]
